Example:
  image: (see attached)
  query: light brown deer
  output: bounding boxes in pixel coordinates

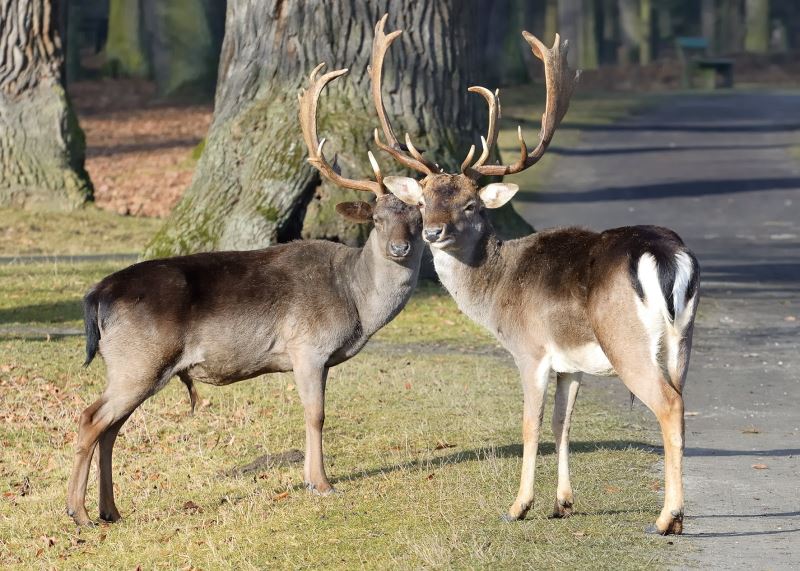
[371,19,699,535]
[65,53,425,526]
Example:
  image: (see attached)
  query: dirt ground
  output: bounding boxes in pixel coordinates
[69,79,212,217]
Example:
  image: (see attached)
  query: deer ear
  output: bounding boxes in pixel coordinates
[384,176,424,206]
[478,183,519,208]
[335,201,374,223]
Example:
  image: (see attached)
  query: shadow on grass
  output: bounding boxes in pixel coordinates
[225,441,660,487]
[0,299,82,325]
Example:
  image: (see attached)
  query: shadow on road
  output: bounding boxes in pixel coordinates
[515,177,800,203]
[547,143,791,157]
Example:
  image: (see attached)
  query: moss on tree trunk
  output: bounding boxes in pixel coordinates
[0,0,92,210]
[146,0,532,258]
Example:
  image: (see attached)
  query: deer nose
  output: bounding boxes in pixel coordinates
[389,241,411,257]
[423,226,444,243]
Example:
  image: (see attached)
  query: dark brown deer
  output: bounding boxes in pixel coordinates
[371,19,699,535]
[66,49,424,526]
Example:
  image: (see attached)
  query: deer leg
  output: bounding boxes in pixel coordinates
[67,386,150,526]
[504,356,550,521]
[66,398,106,526]
[97,411,134,522]
[551,372,581,518]
[294,360,333,495]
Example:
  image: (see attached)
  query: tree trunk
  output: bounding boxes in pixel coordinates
[701,0,716,52]
[558,0,582,69]
[580,0,599,69]
[145,0,532,258]
[0,0,92,209]
[639,0,651,64]
[105,0,225,96]
[617,0,640,64]
[745,0,769,53]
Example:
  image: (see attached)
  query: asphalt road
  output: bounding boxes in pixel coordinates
[515,90,800,569]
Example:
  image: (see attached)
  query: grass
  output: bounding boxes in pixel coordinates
[0,89,675,569]
[1,261,671,570]
[0,206,160,256]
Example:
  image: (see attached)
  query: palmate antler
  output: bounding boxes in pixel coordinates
[463,33,580,179]
[298,63,385,195]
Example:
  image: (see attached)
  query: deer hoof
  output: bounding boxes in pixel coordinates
[67,507,95,527]
[551,498,574,519]
[646,510,684,535]
[99,509,122,523]
[305,482,337,496]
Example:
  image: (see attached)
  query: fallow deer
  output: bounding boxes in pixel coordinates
[371,18,699,535]
[66,56,425,526]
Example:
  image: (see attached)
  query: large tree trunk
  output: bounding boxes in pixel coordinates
[105,0,225,96]
[745,0,769,53]
[145,0,532,258]
[0,0,91,209]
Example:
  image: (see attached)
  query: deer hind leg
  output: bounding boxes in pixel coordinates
[598,326,686,535]
[504,355,551,521]
[97,410,135,522]
[551,372,581,518]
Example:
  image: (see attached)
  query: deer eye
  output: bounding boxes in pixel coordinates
[463,202,476,213]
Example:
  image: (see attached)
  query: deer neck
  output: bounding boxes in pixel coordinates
[350,230,422,337]
[430,227,505,330]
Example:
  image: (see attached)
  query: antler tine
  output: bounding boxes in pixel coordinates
[472,32,579,178]
[466,86,500,169]
[460,144,476,174]
[299,63,384,195]
[370,14,435,176]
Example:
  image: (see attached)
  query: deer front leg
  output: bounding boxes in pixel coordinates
[551,372,581,518]
[294,360,334,495]
[504,356,551,521]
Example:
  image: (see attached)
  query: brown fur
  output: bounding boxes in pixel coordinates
[393,172,699,535]
[66,195,423,526]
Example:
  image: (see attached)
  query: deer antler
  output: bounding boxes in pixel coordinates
[298,63,385,195]
[465,33,579,179]
[370,14,437,177]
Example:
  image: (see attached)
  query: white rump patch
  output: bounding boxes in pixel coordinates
[634,253,668,366]
[671,251,695,319]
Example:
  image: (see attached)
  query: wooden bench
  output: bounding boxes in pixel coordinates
[675,37,734,89]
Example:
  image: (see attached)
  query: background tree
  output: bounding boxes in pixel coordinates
[105,0,226,96]
[145,0,532,258]
[0,0,91,209]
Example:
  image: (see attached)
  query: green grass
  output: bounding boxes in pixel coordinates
[1,259,670,570]
[0,89,676,569]
[0,206,160,256]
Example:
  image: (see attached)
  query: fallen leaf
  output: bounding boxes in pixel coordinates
[404,382,412,390]
[684,411,699,417]
[752,463,768,470]
[573,531,586,537]
[182,500,203,513]
[603,485,620,494]
[19,477,31,496]
[40,535,56,548]
[741,426,761,434]
[434,441,456,450]
[272,491,289,501]
[784,315,796,322]
[426,473,435,480]
[649,481,661,491]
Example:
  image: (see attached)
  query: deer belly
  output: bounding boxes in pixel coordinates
[550,343,616,377]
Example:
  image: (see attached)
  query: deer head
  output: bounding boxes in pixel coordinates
[364,16,579,253]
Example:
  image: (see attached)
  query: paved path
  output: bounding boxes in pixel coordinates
[515,91,800,569]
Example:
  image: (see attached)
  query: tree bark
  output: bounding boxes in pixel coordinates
[745,0,769,53]
[701,0,716,52]
[145,0,532,258]
[0,0,92,209]
[617,0,640,64]
[580,0,599,69]
[638,0,651,64]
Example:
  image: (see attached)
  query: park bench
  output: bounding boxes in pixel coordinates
[675,37,734,88]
